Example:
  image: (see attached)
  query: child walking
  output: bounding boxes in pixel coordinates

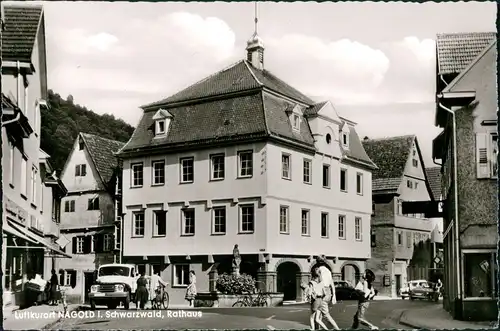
[306,269,329,330]
[351,270,378,330]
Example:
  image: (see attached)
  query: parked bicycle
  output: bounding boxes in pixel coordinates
[151,284,169,310]
[232,288,271,307]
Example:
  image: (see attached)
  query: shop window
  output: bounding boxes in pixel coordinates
[463,252,497,298]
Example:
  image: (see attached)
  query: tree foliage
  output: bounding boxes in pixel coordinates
[40,90,135,173]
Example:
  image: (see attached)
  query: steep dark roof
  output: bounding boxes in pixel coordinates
[304,101,328,116]
[142,60,314,109]
[2,4,43,62]
[436,32,496,75]
[80,133,125,187]
[425,167,442,200]
[362,135,415,191]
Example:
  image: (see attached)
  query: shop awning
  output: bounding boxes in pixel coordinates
[3,221,38,244]
[8,221,72,258]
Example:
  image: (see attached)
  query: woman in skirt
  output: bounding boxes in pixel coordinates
[185,270,197,307]
[135,271,149,310]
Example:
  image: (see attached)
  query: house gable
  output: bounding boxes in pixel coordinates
[60,134,104,192]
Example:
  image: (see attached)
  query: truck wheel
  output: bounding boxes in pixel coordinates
[90,300,96,310]
[124,293,130,310]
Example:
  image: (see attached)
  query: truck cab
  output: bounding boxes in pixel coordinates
[89,264,138,310]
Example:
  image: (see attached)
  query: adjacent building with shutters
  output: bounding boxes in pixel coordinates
[432,32,497,321]
[116,29,377,304]
[57,133,124,303]
[1,4,70,308]
[362,135,437,298]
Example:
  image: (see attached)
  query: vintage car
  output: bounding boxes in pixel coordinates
[334,280,373,301]
[88,264,138,310]
[409,280,435,300]
[399,279,428,299]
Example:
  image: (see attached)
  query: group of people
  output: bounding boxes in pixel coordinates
[134,269,197,309]
[305,256,379,330]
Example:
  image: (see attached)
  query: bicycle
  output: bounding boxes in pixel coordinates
[151,284,169,310]
[232,289,271,307]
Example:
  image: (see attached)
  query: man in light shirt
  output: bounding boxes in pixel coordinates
[147,268,168,308]
[314,255,340,330]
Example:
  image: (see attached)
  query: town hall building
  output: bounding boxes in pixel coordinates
[116,29,377,304]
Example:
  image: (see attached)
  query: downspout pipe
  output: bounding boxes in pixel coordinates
[437,102,461,301]
[16,61,21,109]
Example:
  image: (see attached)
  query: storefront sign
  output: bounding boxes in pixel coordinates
[402,200,446,218]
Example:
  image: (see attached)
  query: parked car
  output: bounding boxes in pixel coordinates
[334,280,359,301]
[409,280,435,301]
[399,279,428,299]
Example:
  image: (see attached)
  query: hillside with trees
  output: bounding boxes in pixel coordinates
[41,90,135,173]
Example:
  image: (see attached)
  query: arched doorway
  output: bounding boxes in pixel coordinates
[341,263,360,287]
[277,262,301,301]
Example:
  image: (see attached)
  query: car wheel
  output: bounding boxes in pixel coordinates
[90,300,96,310]
[409,295,414,300]
[124,293,130,310]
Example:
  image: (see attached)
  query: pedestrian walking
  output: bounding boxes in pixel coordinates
[352,270,378,330]
[135,271,149,310]
[149,268,168,308]
[185,270,197,307]
[314,255,340,330]
[49,269,59,306]
[306,267,329,330]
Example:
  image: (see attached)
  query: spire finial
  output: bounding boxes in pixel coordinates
[254,2,258,36]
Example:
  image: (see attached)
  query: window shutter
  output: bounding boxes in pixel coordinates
[95,234,103,253]
[83,236,91,254]
[476,133,490,178]
[72,237,77,254]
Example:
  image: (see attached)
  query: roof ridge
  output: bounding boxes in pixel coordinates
[141,59,245,109]
[443,40,496,93]
[243,60,264,86]
[437,31,496,38]
[363,134,415,142]
[80,132,125,145]
[4,4,43,9]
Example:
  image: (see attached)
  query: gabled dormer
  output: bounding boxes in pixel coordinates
[152,108,173,137]
[285,104,303,132]
[340,121,350,150]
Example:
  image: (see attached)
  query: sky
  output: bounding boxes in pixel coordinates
[27,1,498,165]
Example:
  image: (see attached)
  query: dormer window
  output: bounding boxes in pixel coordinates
[152,108,173,137]
[78,138,84,151]
[292,114,300,131]
[342,132,349,147]
[156,120,166,135]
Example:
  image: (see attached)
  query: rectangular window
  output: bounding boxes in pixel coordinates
[153,210,167,237]
[281,154,291,179]
[75,164,87,177]
[412,159,418,167]
[340,168,347,192]
[79,139,84,151]
[476,132,498,179]
[301,209,310,236]
[174,264,190,286]
[303,159,312,184]
[356,173,363,195]
[156,120,166,135]
[152,160,165,185]
[463,251,497,298]
[64,200,75,213]
[371,229,376,247]
[355,217,362,241]
[491,134,498,178]
[397,231,403,245]
[103,234,113,252]
[279,206,289,234]
[9,143,15,186]
[182,209,195,236]
[238,151,253,178]
[133,211,145,237]
[31,165,37,204]
[76,237,84,254]
[396,199,403,215]
[321,213,329,238]
[212,207,226,235]
[322,164,330,188]
[338,215,345,239]
[239,204,255,233]
[131,163,144,187]
[210,154,225,180]
[407,180,413,188]
[342,132,348,146]
[87,197,99,210]
[21,156,27,197]
[407,233,412,248]
[180,157,194,183]
[292,114,300,130]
